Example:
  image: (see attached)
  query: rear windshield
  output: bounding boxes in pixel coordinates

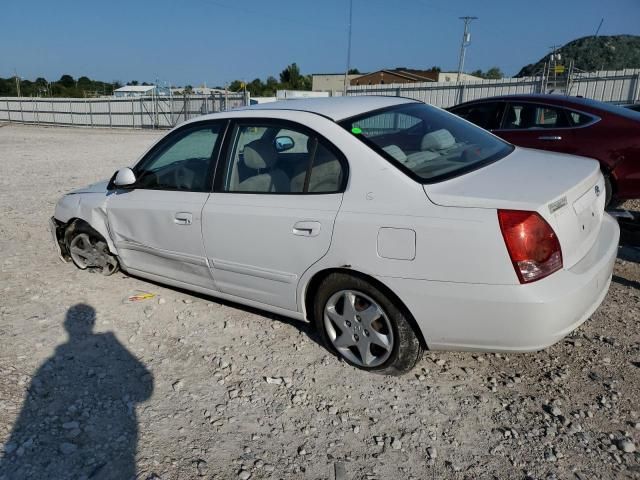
[573,97,640,122]
[340,103,513,183]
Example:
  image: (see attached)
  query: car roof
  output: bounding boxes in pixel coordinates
[452,94,640,121]
[454,93,597,107]
[237,96,419,121]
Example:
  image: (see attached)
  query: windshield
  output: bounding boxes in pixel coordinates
[340,103,513,183]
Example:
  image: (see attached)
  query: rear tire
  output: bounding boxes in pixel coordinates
[313,273,423,375]
[604,175,613,208]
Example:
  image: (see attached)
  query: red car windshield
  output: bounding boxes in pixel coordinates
[340,103,513,183]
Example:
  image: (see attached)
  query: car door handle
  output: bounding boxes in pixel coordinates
[537,135,562,141]
[174,212,193,225]
[293,221,321,237]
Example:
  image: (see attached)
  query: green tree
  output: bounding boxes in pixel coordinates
[228,80,244,92]
[279,63,310,90]
[247,78,265,96]
[471,67,504,79]
[348,68,361,74]
[263,76,279,96]
[59,74,75,88]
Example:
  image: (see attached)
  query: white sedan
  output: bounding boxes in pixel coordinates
[50,96,619,375]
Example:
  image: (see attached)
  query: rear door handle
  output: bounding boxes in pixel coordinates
[174,212,193,225]
[537,135,562,141]
[293,221,321,237]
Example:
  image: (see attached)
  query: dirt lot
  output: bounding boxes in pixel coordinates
[0,124,638,480]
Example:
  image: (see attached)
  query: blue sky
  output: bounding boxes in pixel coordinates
[1,0,639,86]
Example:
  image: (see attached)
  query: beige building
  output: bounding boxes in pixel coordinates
[350,68,482,87]
[312,70,482,92]
[311,73,363,92]
[436,72,482,82]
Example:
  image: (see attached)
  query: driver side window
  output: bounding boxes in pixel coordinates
[135,124,221,191]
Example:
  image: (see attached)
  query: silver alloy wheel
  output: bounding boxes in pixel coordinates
[69,233,118,276]
[323,289,394,368]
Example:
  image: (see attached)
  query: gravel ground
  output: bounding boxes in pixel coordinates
[0,124,638,480]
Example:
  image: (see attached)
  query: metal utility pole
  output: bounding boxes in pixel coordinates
[548,45,562,89]
[594,18,604,37]
[456,16,477,82]
[14,69,21,97]
[343,0,354,95]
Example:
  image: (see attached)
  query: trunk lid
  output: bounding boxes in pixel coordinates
[424,147,606,269]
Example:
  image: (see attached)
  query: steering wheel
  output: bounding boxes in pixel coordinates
[459,145,483,163]
[172,164,191,190]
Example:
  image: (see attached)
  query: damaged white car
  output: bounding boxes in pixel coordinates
[51,96,619,375]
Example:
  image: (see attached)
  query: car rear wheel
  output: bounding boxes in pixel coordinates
[604,175,613,208]
[313,273,422,375]
[66,223,119,276]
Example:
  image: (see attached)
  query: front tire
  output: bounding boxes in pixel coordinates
[313,273,423,375]
[65,223,119,276]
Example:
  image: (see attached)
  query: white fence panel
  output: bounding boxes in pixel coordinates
[347,69,640,107]
[0,93,248,129]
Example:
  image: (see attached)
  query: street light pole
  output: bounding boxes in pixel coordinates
[343,0,354,95]
[456,16,478,82]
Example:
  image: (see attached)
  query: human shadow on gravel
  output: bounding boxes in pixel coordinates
[0,304,153,480]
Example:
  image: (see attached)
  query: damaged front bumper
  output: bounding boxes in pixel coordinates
[49,217,69,262]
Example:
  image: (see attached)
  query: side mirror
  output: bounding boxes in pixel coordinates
[274,136,295,152]
[113,167,136,187]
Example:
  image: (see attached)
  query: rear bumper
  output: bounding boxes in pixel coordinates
[381,213,620,352]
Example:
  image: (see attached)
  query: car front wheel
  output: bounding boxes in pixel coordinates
[314,273,423,375]
[65,222,119,276]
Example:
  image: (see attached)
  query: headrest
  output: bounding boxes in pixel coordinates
[519,107,536,128]
[421,129,456,151]
[243,140,278,169]
[382,145,407,162]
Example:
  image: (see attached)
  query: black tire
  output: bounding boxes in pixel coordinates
[313,273,423,375]
[65,221,120,276]
[604,175,614,208]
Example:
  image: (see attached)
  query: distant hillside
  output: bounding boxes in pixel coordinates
[516,35,640,77]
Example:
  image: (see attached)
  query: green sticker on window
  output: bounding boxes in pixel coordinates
[351,127,362,134]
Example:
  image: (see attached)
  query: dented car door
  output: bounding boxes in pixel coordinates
[106,122,224,289]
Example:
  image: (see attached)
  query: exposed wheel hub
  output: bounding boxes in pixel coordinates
[69,233,118,276]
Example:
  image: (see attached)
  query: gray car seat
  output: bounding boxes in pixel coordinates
[290,139,343,192]
[236,139,289,192]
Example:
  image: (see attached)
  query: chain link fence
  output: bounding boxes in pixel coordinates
[0,93,249,129]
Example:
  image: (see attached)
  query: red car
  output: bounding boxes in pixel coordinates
[449,94,640,204]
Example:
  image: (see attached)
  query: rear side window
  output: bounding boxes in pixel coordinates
[219,121,346,194]
[567,110,594,126]
[450,102,504,130]
[341,103,513,183]
[503,103,569,129]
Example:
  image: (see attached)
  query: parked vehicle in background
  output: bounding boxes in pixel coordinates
[449,94,640,205]
[50,97,619,375]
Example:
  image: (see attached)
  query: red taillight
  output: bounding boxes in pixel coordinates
[498,210,563,284]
